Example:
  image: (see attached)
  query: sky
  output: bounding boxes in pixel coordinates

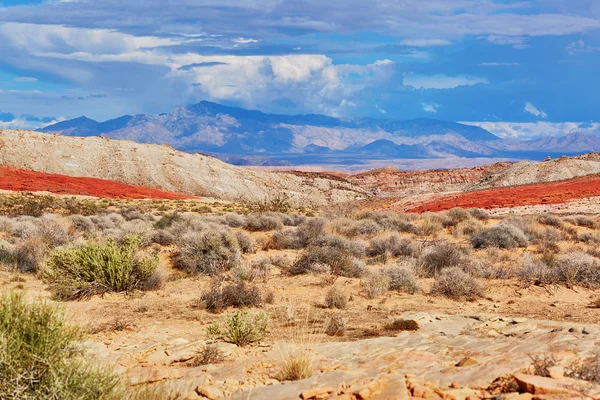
[0,0,599,138]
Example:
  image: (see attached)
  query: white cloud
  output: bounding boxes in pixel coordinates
[399,39,452,47]
[480,35,529,49]
[422,102,440,113]
[463,121,600,139]
[375,105,386,114]
[404,74,488,90]
[233,37,259,44]
[13,77,38,82]
[478,62,520,66]
[566,39,600,55]
[524,102,548,118]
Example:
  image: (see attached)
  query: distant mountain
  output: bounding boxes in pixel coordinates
[39,101,600,166]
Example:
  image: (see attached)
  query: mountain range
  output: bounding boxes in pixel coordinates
[39,101,600,166]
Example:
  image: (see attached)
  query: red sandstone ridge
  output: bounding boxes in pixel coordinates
[0,166,196,200]
[407,174,600,212]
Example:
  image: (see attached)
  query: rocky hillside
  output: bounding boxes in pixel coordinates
[0,130,367,206]
[472,153,600,190]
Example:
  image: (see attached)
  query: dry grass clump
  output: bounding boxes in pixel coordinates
[455,219,484,236]
[577,232,600,245]
[0,291,121,399]
[277,350,313,381]
[416,242,467,277]
[416,215,445,236]
[325,286,348,310]
[564,216,597,229]
[383,264,420,294]
[363,272,390,299]
[174,227,240,275]
[190,344,225,366]
[13,238,49,273]
[378,213,417,234]
[431,268,483,299]
[44,236,161,300]
[471,223,529,249]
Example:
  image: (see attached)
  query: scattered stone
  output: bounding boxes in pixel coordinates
[546,366,564,379]
[456,357,479,367]
[513,373,579,396]
[300,386,335,399]
[196,386,223,399]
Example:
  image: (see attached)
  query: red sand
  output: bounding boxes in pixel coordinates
[0,166,196,200]
[408,174,600,212]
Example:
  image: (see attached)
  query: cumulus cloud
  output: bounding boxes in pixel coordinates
[422,102,440,113]
[524,102,548,118]
[404,74,488,90]
[566,39,600,55]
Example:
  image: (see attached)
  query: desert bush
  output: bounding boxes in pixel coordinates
[455,219,484,237]
[471,223,529,249]
[190,344,225,366]
[554,251,600,288]
[91,213,126,231]
[565,355,600,383]
[207,310,268,346]
[537,214,563,228]
[224,213,245,228]
[417,216,444,236]
[234,230,255,254]
[244,213,284,231]
[151,229,175,246]
[295,218,326,244]
[574,216,597,228]
[503,216,536,238]
[120,208,146,221]
[14,238,49,273]
[269,254,292,270]
[289,245,365,277]
[431,268,483,299]
[201,279,263,313]
[280,213,306,227]
[577,232,600,245]
[45,236,161,300]
[363,272,390,299]
[238,257,271,282]
[468,208,490,221]
[314,234,367,258]
[325,286,348,309]
[416,242,466,277]
[174,228,240,275]
[367,233,415,258]
[383,265,420,294]
[447,208,471,224]
[325,314,347,336]
[153,212,181,229]
[385,318,419,331]
[379,214,417,234]
[70,215,96,234]
[347,219,382,237]
[517,253,556,286]
[269,228,304,250]
[0,216,15,233]
[0,291,121,399]
[12,219,40,239]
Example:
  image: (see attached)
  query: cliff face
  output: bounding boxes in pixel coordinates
[0,130,368,207]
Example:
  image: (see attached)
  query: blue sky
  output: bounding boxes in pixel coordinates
[0,0,599,138]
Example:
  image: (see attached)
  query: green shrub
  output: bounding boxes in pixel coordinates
[207,310,268,346]
[45,236,161,300]
[0,291,121,399]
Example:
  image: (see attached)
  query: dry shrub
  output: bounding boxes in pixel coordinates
[325,286,348,310]
[455,219,484,237]
[269,228,304,250]
[174,228,240,275]
[431,268,483,299]
[363,272,390,299]
[367,233,415,258]
[14,238,48,273]
[190,344,225,366]
[234,230,255,254]
[244,213,284,231]
[565,355,600,384]
[385,318,419,331]
[554,251,600,288]
[383,264,420,294]
[577,232,600,245]
[537,214,563,228]
[224,213,245,228]
[325,314,347,336]
[416,242,467,277]
[471,223,528,249]
[289,245,365,277]
[348,219,382,237]
[200,279,263,313]
[468,208,490,221]
[417,216,444,236]
[447,208,471,225]
[379,213,417,234]
[518,253,556,286]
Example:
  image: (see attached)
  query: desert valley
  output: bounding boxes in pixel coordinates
[3,127,600,399]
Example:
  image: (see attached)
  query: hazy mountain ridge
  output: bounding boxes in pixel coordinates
[40,101,600,165]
